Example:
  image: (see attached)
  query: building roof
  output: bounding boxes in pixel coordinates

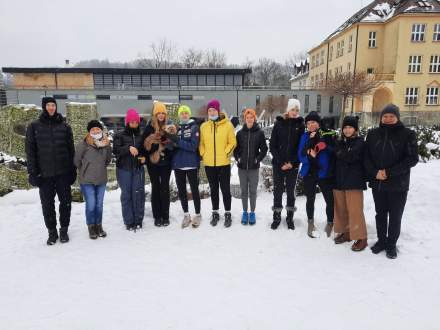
[1,67,252,75]
[324,0,440,43]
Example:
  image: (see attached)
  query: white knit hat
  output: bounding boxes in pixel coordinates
[286,98,301,113]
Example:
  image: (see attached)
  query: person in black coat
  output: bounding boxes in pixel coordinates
[364,104,419,259]
[333,116,368,252]
[269,99,305,230]
[234,108,268,225]
[25,97,76,245]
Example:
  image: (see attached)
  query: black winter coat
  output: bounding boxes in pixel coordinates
[364,122,419,192]
[234,123,268,170]
[334,136,367,190]
[25,111,75,178]
[141,121,175,167]
[113,126,145,171]
[269,115,305,167]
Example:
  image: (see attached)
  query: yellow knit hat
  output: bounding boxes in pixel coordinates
[153,101,167,116]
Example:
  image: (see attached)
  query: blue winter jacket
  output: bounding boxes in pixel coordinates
[172,119,200,170]
[298,129,336,179]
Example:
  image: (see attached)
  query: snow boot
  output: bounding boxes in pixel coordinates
[334,232,351,244]
[286,211,295,230]
[241,212,249,225]
[154,218,162,227]
[47,229,59,246]
[162,218,170,227]
[182,214,192,228]
[88,225,98,239]
[249,212,256,226]
[351,239,368,252]
[271,211,281,230]
[96,224,107,237]
[325,222,334,237]
[210,212,220,226]
[59,227,69,243]
[371,240,387,254]
[224,212,232,228]
[126,224,135,231]
[386,245,398,259]
[307,219,319,238]
[192,214,202,228]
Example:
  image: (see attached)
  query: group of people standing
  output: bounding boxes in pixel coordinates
[25,96,418,259]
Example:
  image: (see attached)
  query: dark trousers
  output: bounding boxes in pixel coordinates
[175,168,201,214]
[205,165,231,212]
[117,168,145,226]
[372,189,408,247]
[147,164,171,220]
[303,174,334,223]
[38,174,72,230]
[273,166,298,212]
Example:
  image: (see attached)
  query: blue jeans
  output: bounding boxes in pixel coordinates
[116,168,145,225]
[80,184,106,225]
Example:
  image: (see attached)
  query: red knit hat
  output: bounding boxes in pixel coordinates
[207,99,220,113]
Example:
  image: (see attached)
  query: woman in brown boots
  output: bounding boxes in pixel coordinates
[333,116,368,251]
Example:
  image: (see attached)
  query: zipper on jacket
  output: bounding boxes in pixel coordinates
[247,129,251,170]
[378,129,389,191]
[132,133,136,170]
[213,121,217,166]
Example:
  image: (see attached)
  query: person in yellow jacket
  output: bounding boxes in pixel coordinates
[199,99,237,227]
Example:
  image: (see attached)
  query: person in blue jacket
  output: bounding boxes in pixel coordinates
[298,111,337,238]
[171,105,202,228]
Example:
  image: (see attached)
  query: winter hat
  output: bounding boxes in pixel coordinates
[153,101,167,116]
[87,120,103,132]
[342,116,359,131]
[381,104,400,120]
[125,108,141,126]
[243,108,257,120]
[42,97,57,112]
[207,99,221,113]
[305,111,321,124]
[178,105,192,117]
[286,98,301,113]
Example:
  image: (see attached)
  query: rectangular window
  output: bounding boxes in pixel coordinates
[317,95,322,112]
[408,55,422,73]
[188,75,197,86]
[316,53,320,67]
[141,75,151,87]
[369,31,377,48]
[132,75,141,87]
[320,50,325,65]
[160,75,169,86]
[215,75,225,86]
[137,95,152,100]
[179,95,193,101]
[151,75,160,86]
[169,75,179,86]
[411,24,426,42]
[256,95,260,107]
[225,75,234,86]
[349,35,353,52]
[96,95,110,100]
[434,24,440,41]
[336,42,340,58]
[305,95,310,113]
[179,75,188,86]
[207,75,216,86]
[430,55,440,73]
[367,67,374,74]
[329,46,333,61]
[198,75,207,86]
[234,75,243,86]
[340,40,345,56]
[405,87,419,105]
[53,94,68,99]
[329,96,334,114]
[426,87,439,105]
[311,55,315,68]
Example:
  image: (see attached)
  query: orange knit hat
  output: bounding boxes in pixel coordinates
[243,108,257,120]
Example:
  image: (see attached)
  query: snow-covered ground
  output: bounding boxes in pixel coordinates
[1,161,440,330]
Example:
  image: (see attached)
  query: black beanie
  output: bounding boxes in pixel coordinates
[87,120,103,132]
[342,116,359,131]
[381,104,400,120]
[305,111,321,124]
[41,97,57,112]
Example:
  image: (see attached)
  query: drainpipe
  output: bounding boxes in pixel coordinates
[351,24,360,114]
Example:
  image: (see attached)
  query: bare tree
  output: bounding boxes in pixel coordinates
[150,38,178,69]
[181,48,203,68]
[260,95,288,124]
[203,49,227,68]
[322,71,382,125]
[253,58,284,86]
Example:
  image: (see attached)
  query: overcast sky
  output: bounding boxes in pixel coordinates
[0,0,367,67]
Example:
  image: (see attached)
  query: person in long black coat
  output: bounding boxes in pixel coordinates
[364,104,419,259]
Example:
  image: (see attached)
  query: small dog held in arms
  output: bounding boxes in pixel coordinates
[144,124,178,164]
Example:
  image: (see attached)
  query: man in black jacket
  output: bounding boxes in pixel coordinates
[364,104,419,259]
[25,97,76,245]
[269,99,305,230]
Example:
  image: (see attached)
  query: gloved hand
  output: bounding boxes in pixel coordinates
[314,142,327,153]
[28,174,42,187]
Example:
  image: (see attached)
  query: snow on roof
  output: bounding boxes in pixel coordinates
[361,2,396,22]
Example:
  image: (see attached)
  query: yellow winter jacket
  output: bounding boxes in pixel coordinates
[199,113,237,167]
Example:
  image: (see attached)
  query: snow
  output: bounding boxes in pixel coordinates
[426,142,439,151]
[361,2,396,22]
[1,161,440,329]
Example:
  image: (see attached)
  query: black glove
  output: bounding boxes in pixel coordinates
[28,174,42,187]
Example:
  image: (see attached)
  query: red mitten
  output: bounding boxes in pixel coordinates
[314,142,327,153]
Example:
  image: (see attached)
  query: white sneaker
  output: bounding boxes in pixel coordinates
[182,214,192,228]
[192,214,202,228]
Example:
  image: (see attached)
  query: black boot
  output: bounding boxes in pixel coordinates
[154,218,162,227]
[286,211,295,230]
[210,212,220,226]
[88,225,98,239]
[47,229,59,245]
[59,227,69,243]
[162,218,170,227]
[126,224,135,231]
[271,211,281,230]
[224,212,232,228]
[96,224,107,237]
[371,240,387,254]
[386,245,398,259]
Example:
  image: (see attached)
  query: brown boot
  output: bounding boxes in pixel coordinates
[96,224,107,238]
[352,239,368,252]
[334,232,351,244]
[88,225,98,240]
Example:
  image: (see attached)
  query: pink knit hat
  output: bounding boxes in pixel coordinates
[207,99,220,113]
[125,108,140,126]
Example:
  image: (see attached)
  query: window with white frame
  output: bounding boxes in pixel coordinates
[329,46,333,61]
[311,55,315,69]
[430,55,440,73]
[434,24,440,41]
[336,42,341,58]
[368,31,377,48]
[320,50,325,65]
[426,87,439,105]
[408,55,422,73]
[411,24,426,42]
[348,35,353,52]
[405,87,419,105]
[340,40,345,56]
[316,53,320,67]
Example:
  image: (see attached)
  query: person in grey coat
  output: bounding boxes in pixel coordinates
[74,120,112,239]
